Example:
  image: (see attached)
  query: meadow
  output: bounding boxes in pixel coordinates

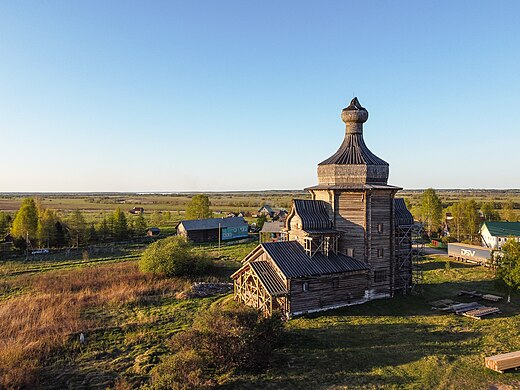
[2,191,520,389]
[2,243,520,388]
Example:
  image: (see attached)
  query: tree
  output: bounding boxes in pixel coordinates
[96,216,111,241]
[11,198,39,241]
[139,236,211,277]
[54,221,67,247]
[68,210,88,246]
[150,211,163,227]
[481,202,500,222]
[37,209,58,247]
[185,194,212,220]
[446,202,463,241]
[461,199,480,242]
[419,188,442,237]
[112,208,128,240]
[502,201,516,222]
[0,212,12,236]
[134,213,147,236]
[497,238,520,303]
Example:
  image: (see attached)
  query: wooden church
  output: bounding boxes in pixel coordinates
[231,98,414,317]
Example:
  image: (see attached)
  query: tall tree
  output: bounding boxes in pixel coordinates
[113,208,128,240]
[150,211,163,227]
[461,199,480,242]
[498,238,520,303]
[446,202,463,241]
[134,213,147,236]
[11,198,39,241]
[37,209,58,247]
[502,201,516,221]
[0,212,12,237]
[419,188,442,236]
[68,210,88,246]
[96,216,111,241]
[481,202,500,222]
[185,194,212,220]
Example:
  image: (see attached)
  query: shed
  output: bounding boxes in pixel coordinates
[177,217,248,243]
[147,227,161,236]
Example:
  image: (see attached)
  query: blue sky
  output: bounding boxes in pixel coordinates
[1,1,519,192]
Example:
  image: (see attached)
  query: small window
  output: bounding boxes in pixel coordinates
[377,248,384,258]
[302,282,309,292]
[332,278,339,289]
[377,223,384,233]
[347,248,354,257]
[374,270,387,283]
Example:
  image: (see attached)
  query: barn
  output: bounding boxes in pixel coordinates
[231,97,415,317]
[177,217,248,243]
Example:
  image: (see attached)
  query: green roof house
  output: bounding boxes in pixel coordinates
[480,221,520,249]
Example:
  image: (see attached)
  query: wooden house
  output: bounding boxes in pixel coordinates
[260,221,285,242]
[177,217,248,243]
[258,205,275,218]
[232,98,415,317]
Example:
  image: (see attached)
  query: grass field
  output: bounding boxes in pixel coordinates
[227,255,520,389]
[2,232,520,388]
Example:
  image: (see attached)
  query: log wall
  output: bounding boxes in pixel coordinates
[288,271,369,315]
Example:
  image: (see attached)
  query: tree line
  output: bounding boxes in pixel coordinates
[1,198,153,249]
[410,188,517,243]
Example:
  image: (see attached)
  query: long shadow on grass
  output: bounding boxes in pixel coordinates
[225,320,481,389]
[421,259,480,271]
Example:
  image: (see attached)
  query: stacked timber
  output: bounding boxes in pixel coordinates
[485,351,520,373]
[463,307,500,319]
[482,294,503,302]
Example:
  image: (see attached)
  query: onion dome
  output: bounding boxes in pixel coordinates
[317,97,389,185]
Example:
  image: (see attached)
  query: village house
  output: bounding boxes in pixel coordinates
[258,205,275,218]
[231,98,414,317]
[260,221,285,243]
[480,221,520,249]
[177,217,249,243]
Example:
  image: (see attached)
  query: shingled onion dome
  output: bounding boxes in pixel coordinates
[317,97,389,185]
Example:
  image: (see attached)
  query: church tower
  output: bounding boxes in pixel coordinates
[306,98,401,298]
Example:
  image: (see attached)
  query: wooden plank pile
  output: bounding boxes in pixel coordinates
[463,307,501,320]
[429,300,500,319]
[482,294,503,302]
[485,351,520,373]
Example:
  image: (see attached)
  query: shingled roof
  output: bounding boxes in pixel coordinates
[262,241,369,278]
[394,198,414,226]
[292,199,332,230]
[179,217,247,231]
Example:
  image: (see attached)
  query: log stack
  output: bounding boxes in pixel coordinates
[485,351,520,373]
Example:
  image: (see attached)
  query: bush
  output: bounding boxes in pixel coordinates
[149,302,283,388]
[149,349,210,390]
[139,236,212,277]
[441,236,457,244]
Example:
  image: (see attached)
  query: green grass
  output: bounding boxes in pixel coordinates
[38,296,220,389]
[6,240,520,389]
[226,255,520,389]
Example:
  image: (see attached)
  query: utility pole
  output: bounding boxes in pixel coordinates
[218,222,221,256]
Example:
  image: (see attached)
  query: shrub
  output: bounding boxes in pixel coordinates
[148,349,210,390]
[149,302,282,388]
[139,236,212,277]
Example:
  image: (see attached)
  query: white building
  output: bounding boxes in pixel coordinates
[480,221,520,249]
